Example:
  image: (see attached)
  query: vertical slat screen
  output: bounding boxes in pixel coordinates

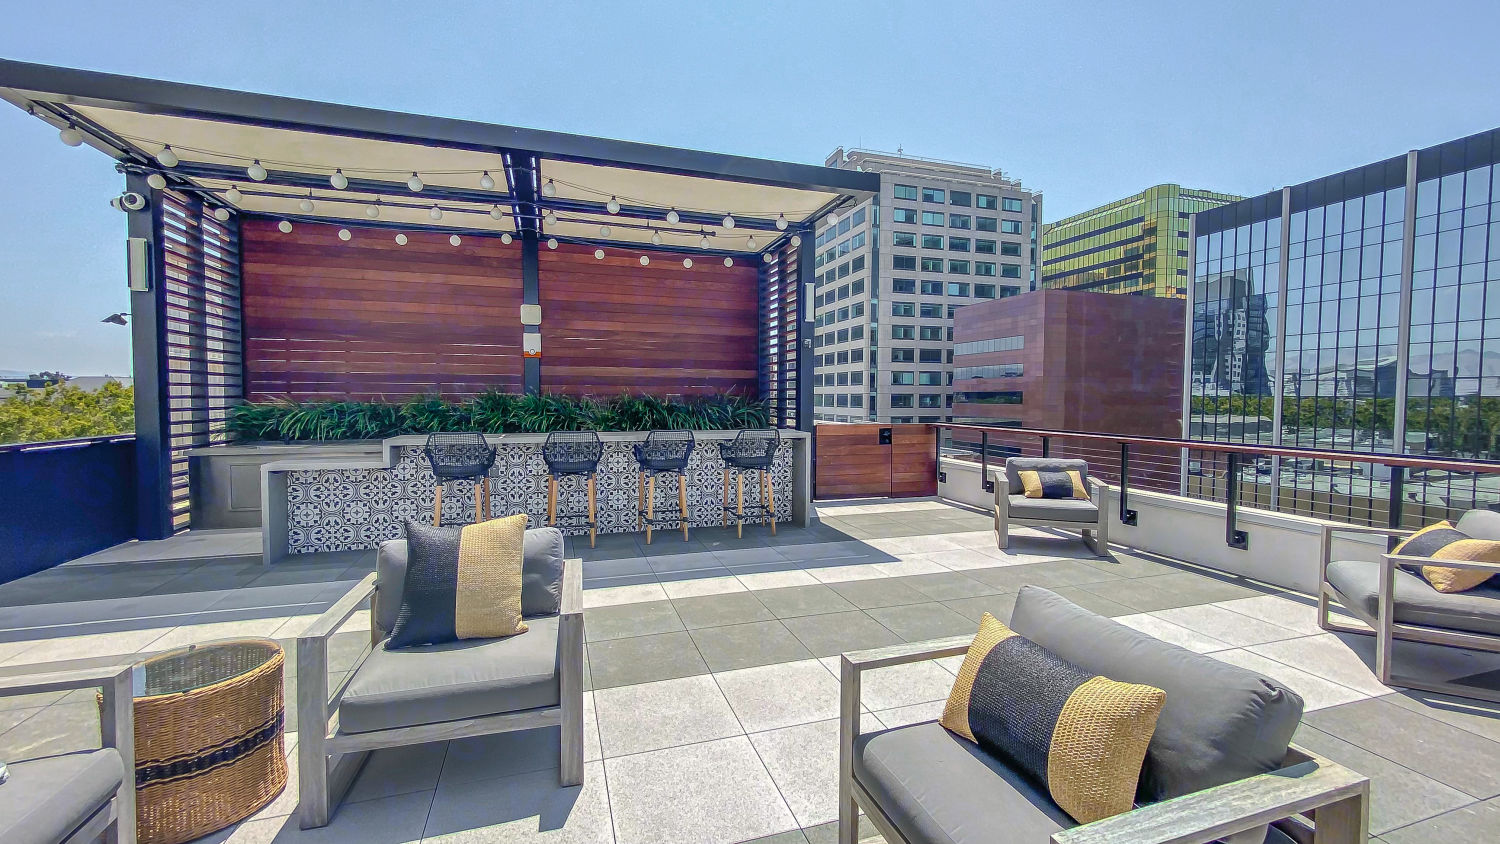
[760,240,802,428]
[160,191,243,531]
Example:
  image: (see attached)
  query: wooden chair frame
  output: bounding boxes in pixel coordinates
[839,637,1369,844]
[1317,523,1500,703]
[0,662,136,844]
[296,558,584,828]
[992,471,1111,558]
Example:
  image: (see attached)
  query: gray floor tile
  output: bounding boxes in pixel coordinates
[647,550,724,574]
[1384,690,1500,743]
[712,546,790,566]
[716,659,843,732]
[690,620,813,672]
[867,603,977,642]
[782,610,904,658]
[737,831,809,844]
[671,591,774,629]
[583,599,683,642]
[826,578,930,609]
[748,718,842,827]
[1293,723,1474,834]
[587,631,708,689]
[1380,796,1500,844]
[894,572,1002,602]
[1306,696,1500,798]
[424,760,612,843]
[943,592,1020,624]
[346,741,447,804]
[755,585,859,619]
[440,725,568,784]
[1074,575,1217,612]
[594,674,741,757]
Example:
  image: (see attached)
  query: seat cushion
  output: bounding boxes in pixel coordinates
[1326,558,1500,635]
[854,721,1074,844]
[376,526,565,635]
[1008,586,1303,804]
[1006,458,1089,496]
[340,614,559,734]
[0,748,123,844]
[1007,495,1099,523]
[1456,509,1500,540]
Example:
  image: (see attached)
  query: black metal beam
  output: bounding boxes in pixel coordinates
[169,161,513,207]
[1386,465,1406,550]
[795,225,815,432]
[1119,442,1138,525]
[1225,453,1249,550]
[125,171,173,540]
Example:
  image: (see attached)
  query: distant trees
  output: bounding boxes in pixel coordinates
[0,381,134,446]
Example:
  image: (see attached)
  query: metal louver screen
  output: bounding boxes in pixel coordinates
[159,191,243,531]
[759,240,802,429]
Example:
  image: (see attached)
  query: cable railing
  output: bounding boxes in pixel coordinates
[934,423,1500,551]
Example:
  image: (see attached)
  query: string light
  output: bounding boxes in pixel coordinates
[501,233,513,244]
[776,213,788,231]
[666,209,680,224]
[722,214,735,229]
[277,220,293,233]
[407,172,424,192]
[825,213,838,226]
[541,179,557,197]
[763,253,773,263]
[650,230,663,246]
[489,205,504,220]
[330,169,348,189]
[450,234,462,246]
[337,228,352,241]
[226,186,243,204]
[544,211,557,226]
[429,205,443,220]
[791,234,802,246]
[699,234,710,248]
[59,124,83,146]
[299,195,315,212]
[213,208,231,222]
[395,233,408,245]
[683,258,693,268]
[639,255,650,265]
[594,249,605,259]
[546,238,558,250]
[724,257,734,267]
[146,173,168,190]
[747,235,757,250]
[247,160,267,181]
[606,196,621,214]
[156,145,179,167]
[365,203,380,218]
[599,225,611,237]
[479,171,496,190]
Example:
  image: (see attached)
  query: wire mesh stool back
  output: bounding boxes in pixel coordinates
[633,430,696,543]
[542,430,604,547]
[422,432,497,526]
[719,428,780,537]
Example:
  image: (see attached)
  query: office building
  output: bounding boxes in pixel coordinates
[813,148,1041,423]
[1043,184,1240,298]
[951,289,1184,436]
[1189,126,1500,516]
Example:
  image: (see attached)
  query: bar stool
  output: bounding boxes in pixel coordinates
[633,430,695,544]
[542,430,604,547]
[422,432,497,526]
[720,428,780,538]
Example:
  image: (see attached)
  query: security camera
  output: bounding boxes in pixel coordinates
[110,192,147,212]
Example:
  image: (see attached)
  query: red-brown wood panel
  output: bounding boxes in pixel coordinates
[538,242,759,397]
[891,424,938,497]
[815,424,936,499]
[241,220,524,400]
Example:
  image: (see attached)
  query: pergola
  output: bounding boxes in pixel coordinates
[0,58,878,538]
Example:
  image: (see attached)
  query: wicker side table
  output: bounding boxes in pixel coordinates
[128,638,287,844]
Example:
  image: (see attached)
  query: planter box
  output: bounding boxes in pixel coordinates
[188,442,383,529]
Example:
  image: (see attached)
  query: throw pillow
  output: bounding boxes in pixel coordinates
[1394,520,1500,593]
[940,612,1165,824]
[1019,469,1089,500]
[387,514,529,649]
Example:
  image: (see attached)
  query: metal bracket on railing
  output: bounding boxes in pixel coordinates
[981,432,994,493]
[935,427,946,483]
[1040,436,1049,458]
[1386,465,1405,552]
[1224,452,1249,550]
[1118,442,1138,526]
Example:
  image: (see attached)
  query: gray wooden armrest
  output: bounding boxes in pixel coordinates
[1086,475,1109,493]
[560,557,583,618]
[0,662,133,698]
[1050,747,1368,844]
[300,572,378,643]
[842,636,973,674]
[1385,553,1500,574]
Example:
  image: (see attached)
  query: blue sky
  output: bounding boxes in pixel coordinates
[1,0,1497,375]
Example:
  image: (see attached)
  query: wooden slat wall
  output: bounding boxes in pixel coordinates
[538,242,759,396]
[240,220,524,399]
[814,423,937,499]
[892,424,938,497]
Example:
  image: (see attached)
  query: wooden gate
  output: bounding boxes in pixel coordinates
[814,424,936,499]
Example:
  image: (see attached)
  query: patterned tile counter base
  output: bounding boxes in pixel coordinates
[260,431,809,560]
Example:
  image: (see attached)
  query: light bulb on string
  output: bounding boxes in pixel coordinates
[395,233,408,245]
[724,257,734,267]
[429,205,443,220]
[775,213,788,231]
[225,186,243,204]
[683,258,693,268]
[541,179,557,197]
[156,145,179,167]
[763,253,773,263]
[489,205,504,220]
[450,235,462,246]
[699,234,710,248]
[59,124,83,146]
[650,230,663,246]
[722,214,735,229]
[299,195,315,213]
[501,233,513,244]
[479,171,496,190]
[213,208,231,222]
[791,234,802,246]
[599,225,611,237]
[639,255,650,266]
[407,172,424,192]
[594,249,605,260]
[330,169,348,190]
[247,160,267,181]
[826,213,838,227]
[747,235,757,250]
[546,238,558,250]
[365,203,380,218]
[666,209,679,224]
[277,220,293,233]
[606,196,621,214]
[544,211,557,226]
[337,228,352,241]
[146,173,168,190]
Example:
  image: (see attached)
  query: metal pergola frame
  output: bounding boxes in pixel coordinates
[0,58,877,539]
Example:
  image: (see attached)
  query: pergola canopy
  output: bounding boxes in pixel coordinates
[0,58,876,254]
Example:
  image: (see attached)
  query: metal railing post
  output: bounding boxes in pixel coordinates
[981,432,994,493]
[1119,442,1138,526]
[1040,436,1050,458]
[935,426,946,484]
[1387,465,1405,551]
[1225,452,1249,550]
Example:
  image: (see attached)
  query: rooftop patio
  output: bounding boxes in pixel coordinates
[1,498,1497,843]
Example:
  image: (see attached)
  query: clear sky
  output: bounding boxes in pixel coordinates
[1,0,1497,375]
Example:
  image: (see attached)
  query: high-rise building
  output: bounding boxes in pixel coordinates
[813,148,1041,423]
[1042,184,1240,298]
[1188,127,1500,518]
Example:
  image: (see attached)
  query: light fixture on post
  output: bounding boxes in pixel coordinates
[146,173,168,190]
[683,258,693,268]
[101,312,130,326]
[330,168,349,189]
[826,213,838,226]
[429,205,443,220]
[247,160,268,181]
[606,196,621,214]
[546,238,558,250]
[479,171,496,190]
[226,186,243,204]
[156,145,179,167]
[59,124,83,146]
[299,194,315,213]
[277,220,293,233]
[407,172,424,192]
[395,233,408,245]
[450,234,462,246]
[775,213,788,231]
[650,230,663,246]
[213,207,231,222]
[541,179,557,197]
[722,214,735,229]
[666,209,680,224]
[724,257,734,267]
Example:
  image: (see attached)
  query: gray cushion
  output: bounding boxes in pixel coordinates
[1326,558,1500,635]
[853,721,1073,844]
[0,749,123,844]
[1006,495,1099,523]
[1008,586,1303,803]
[1005,458,1089,496]
[1456,509,1500,541]
[339,614,559,734]
[375,526,565,634]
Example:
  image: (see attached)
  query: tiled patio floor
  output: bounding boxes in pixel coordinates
[2,499,1499,842]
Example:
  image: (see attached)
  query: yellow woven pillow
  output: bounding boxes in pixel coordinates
[940,612,1165,824]
[1019,469,1090,500]
[1394,521,1500,594]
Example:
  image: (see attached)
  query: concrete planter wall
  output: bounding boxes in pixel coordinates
[187,442,384,529]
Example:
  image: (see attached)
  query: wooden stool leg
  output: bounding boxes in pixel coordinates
[678,474,688,541]
[646,474,655,545]
[767,470,776,534]
[474,480,484,524]
[722,467,729,526]
[548,476,558,527]
[638,471,645,531]
[587,475,597,548]
[736,471,744,539]
[481,478,491,521]
[433,483,443,527]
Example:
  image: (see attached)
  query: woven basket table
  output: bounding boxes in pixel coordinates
[126,638,287,844]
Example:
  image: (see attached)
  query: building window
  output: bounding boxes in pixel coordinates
[976,216,998,232]
[851,255,865,272]
[950,190,971,207]
[919,348,944,363]
[892,325,916,340]
[893,184,918,200]
[1000,241,1021,256]
[850,394,863,407]
[836,394,848,407]
[948,260,970,274]
[921,257,944,273]
[954,391,1023,405]
[851,302,865,316]
[974,261,996,277]
[836,350,849,364]
[893,231,915,247]
[892,348,915,362]
[850,232,866,249]
[976,194,998,210]
[948,236,970,252]
[892,278,916,294]
[892,208,917,224]
[851,279,865,294]
[890,394,914,409]
[1000,220,1022,234]
[851,207,866,227]
[892,302,915,317]
[836,371,848,386]
[850,348,864,363]
[919,325,944,340]
[975,283,997,298]
[949,214,972,229]
[838,284,850,300]
[975,239,996,254]
[918,394,942,408]
[922,187,946,203]
[954,335,1024,355]
[947,305,960,318]
[947,282,971,297]
[1002,197,1024,213]
[955,363,1023,379]
[838,262,850,278]
[921,234,944,250]
[837,306,850,321]
[1000,285,1021,297]
[918,371,943,386]
[838,218,850,235]
[1001,264,1021,278]
[892,255,916,270]
[892,371,915,385]
[921,210,945,226]
[919,303,943,318]
[921,280,943,295]
[851,370,863,384]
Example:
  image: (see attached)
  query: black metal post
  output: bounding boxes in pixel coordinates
[1119,442,1138,526]
[1387,465,1406,551]
[1225,452,1249,550]
[981,432,994,493]
[126,171,173,540]
[935,426,946,484]
[794,225,815,432]
[1040,436,1050,458]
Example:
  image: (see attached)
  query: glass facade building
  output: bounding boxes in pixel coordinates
[1189,127,1500,521]
[1043,184,1241,298]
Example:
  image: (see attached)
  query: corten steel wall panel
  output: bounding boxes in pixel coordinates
[814,423,936,498]
[240,220,524,399]
[538,241,760,397]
